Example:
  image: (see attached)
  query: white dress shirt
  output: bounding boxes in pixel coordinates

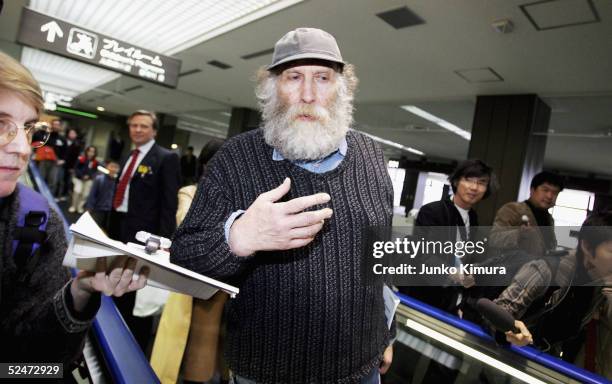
[115,139,155,212]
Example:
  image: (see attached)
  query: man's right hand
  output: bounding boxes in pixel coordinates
[505,320,533,346]
[229,178,333,257]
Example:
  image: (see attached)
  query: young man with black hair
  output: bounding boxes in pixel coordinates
[490,171,564,257]
[409,159,496,313]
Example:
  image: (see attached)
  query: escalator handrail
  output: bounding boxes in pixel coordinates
[396,292,609,384]
[28,162,159,384]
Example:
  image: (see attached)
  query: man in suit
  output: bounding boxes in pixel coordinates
[400,160,496,384]
[110,109,180,352]
[408,159,496,314]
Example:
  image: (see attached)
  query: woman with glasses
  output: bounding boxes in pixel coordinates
[0,50,149,366]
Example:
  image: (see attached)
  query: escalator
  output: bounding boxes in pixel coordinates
[386,293,610,383]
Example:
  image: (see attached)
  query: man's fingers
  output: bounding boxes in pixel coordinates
[515,320,533,344]
[282,193,331,214]
[93,258,110,294]
[506,332,530,347]
[128,266,149,291]
[113,258,138,296]
[286,237,316,249]
[289,222,325,239]
[109,255,129,270]
[287,208,333,228]
[505,320,533,346]
[379,345,393,374]
[260,178,291,202]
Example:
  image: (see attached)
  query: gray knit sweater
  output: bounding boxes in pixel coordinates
[171,129,394,383]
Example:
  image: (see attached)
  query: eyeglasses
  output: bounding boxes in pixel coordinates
[461,177,488,189]
[0,119,51,148]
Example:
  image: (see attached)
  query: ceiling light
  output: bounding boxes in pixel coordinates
[401,105,471,141]
[176,120,227,140]
[25,0,304,96]
[55,106,98,119]
[356,129,425,156]
[22,47,118,99]
[405,319,546,384]
[96,106,105,111]
[180,114,229,128]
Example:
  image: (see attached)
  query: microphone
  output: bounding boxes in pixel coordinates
[476,298,519,333]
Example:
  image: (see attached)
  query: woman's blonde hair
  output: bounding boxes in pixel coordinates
[0,51,44,115]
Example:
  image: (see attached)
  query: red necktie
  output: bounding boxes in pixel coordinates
[113,149,140,209]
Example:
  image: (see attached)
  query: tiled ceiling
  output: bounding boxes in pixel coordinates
[1,0,611,178]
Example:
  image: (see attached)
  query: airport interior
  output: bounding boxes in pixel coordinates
[1,0,612,383]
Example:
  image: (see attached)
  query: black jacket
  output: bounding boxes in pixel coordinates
[403,199,479,312]
[114,143,180,243]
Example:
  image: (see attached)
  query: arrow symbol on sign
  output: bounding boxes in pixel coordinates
[40,21,63,43]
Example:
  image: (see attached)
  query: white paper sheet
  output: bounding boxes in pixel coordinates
[63,212,239,299]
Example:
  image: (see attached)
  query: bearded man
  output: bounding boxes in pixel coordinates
[171,28,394,384]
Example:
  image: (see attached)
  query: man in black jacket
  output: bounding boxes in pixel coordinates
[408,159,496,314]
[109,110,180,352]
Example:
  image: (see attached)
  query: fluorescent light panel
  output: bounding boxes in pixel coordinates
[180,113,229,128]
[177,120,226,139]
[21,47,118,97]
[405,319,546,384]
[29,0,302,54]
[356,129,425,156]
[25,0,303,96]
[401,105,471,141]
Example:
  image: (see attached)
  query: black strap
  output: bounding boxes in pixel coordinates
[13,211,48,283]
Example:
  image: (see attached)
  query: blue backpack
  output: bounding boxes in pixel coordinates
[12,183,50,282]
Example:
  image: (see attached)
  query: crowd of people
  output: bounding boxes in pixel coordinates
[1,26,611,384]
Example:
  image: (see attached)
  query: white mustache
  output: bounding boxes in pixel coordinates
[287,104,330,122]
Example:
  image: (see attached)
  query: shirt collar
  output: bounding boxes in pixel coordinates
[272,136,347,161]
[135,139,155,156]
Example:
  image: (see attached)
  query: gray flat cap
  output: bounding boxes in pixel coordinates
[268,28,345,70]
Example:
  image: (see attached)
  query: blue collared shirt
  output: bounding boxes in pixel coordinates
[224,137,348,241]
[271,137,347,173]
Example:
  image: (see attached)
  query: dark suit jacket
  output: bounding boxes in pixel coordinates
[404,198,479,312]
[115,143,180,243]
[415,198,478,245]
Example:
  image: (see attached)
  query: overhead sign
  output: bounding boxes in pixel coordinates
[43,90,73,111]
[17,8,181,88]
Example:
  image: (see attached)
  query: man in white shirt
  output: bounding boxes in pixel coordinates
[109,110,180,352]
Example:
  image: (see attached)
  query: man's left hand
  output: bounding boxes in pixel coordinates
[70,257,149,312]
[379,344,393,374]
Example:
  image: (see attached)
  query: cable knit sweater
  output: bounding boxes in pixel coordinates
[0,186,99,365]
[171,129,394,383]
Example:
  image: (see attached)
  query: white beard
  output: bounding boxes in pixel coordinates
[262,94,351,161]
